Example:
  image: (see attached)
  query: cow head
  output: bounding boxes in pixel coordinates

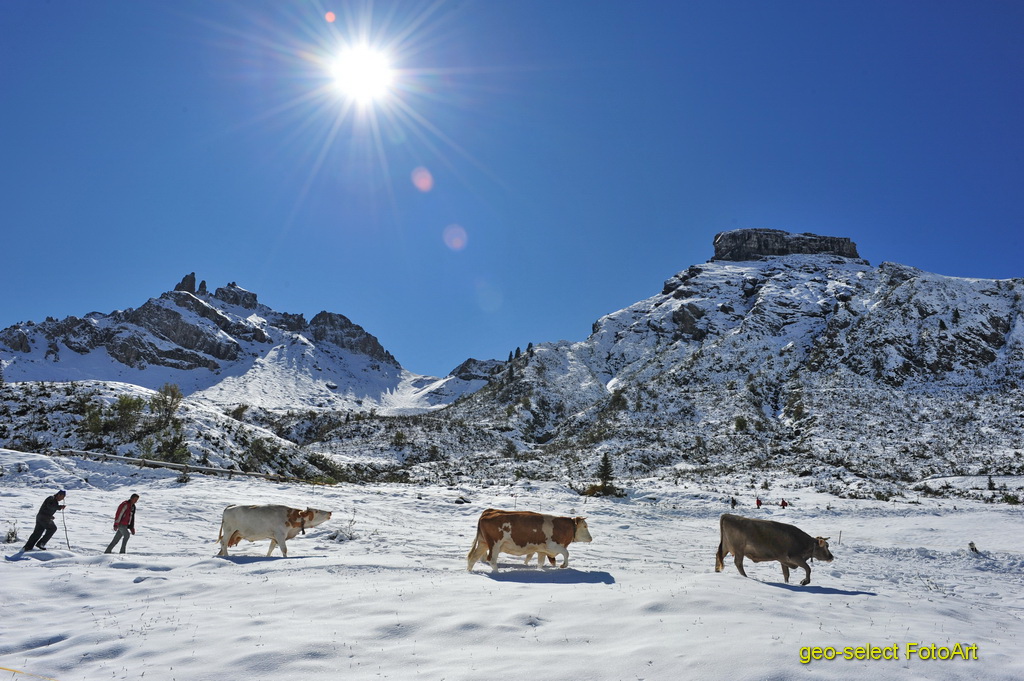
[573,517,593,543]
[305,508,333,527]
[813,537,834,562]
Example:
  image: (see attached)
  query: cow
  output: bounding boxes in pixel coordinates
[467,508,592,572]
[217,504,332,557]
[715,513,833,586]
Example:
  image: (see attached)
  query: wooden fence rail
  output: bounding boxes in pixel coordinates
[54,449,320,486]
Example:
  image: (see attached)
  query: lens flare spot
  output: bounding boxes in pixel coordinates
[411,167,434,192]
[443,224,468,251]
[475,279,503,313]
[325,11,336,23]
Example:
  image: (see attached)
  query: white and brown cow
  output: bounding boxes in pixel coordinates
[715,513,833,585]
[467,508,592,572]
[217,504,332,557]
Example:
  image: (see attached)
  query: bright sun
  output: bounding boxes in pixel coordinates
[330,45,394,105]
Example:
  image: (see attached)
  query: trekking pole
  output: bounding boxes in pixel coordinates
[61,507,70,550]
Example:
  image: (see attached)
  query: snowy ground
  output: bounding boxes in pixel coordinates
[2,448,1022,681]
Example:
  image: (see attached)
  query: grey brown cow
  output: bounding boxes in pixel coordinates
[467,508,592,571]
[715,513,833,585]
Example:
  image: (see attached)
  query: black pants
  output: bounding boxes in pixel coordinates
[24,518,57,550]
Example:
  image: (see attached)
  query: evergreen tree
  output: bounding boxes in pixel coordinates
[150,383,184,430]
[596,453,616,494]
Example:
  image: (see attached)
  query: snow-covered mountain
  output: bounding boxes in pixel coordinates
[315,229,1023,494]
[420,229,1024,490]
[0,273,492,415]
[3,230,1022,495]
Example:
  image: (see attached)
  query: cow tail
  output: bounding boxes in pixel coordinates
[216,517,223,544]
[467,517,487,570]
[715,541,725,572]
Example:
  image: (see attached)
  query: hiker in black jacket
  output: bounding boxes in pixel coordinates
[23,490,66,551]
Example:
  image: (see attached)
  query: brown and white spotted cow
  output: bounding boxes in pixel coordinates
[467,508,593,571]
[217,504,332,557]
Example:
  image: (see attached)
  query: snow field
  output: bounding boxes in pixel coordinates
[2,449,1022,680]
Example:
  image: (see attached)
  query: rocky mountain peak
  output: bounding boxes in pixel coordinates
[308,311,399,367]
[173,272,209,296]
[213,282,259,309]
[711,228,864,262]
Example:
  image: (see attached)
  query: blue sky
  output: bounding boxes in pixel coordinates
[3,1,1022,377]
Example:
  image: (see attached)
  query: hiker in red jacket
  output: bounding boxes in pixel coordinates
[104,494,139,554]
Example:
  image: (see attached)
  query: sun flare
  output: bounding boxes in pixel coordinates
[330,45,394,105]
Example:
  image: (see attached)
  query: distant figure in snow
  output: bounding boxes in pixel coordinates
[730,497,737,509]
[23,490,66,551]
[105,494,139,554]
[755,497,762,509]
[969,541,979,553]
[780,499,789,509]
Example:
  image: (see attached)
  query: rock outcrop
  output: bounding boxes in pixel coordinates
[174,272,197,294]
[712,228,863,262]
[449,358,503,381]
[308,312,399,367]
[213,283,259,309]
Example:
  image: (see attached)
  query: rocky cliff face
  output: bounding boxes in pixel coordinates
[308,312,398,367]
[712,228,863,262]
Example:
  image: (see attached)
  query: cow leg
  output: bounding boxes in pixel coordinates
[217,524,230,556]
[733,553,748,577]
[557,547,570,569]
[488,541,502,571]
[269,530,289,557]
[781,564,791,583]
[794,559,812,586]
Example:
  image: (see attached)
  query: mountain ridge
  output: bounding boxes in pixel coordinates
[0,274,488,416]
[2,230,1022,497]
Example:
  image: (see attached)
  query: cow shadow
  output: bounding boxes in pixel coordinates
[215,555,320,564]
[765,582,877,597]
[483,567,616,585]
